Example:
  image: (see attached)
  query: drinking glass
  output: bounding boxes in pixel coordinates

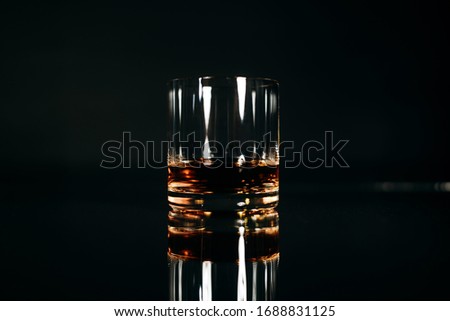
[167,76,280,300]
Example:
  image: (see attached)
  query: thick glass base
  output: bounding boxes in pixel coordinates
[168,191,279,211]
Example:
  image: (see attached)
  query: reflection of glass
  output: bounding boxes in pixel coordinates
[168,209,279,300]
[167,76,280,300]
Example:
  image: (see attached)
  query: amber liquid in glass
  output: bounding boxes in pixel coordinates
[168,160,279,210]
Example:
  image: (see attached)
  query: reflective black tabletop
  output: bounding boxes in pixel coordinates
[2,171,449,300]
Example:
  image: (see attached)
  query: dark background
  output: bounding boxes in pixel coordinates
[1,1,449,300]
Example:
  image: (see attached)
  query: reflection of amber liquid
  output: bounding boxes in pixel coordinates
[168,213,279,262]
[168,210,280,301]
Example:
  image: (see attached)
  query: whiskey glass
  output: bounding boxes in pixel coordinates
[167,76,280,300]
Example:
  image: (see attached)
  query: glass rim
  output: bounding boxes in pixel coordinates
[167,75,279,86]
